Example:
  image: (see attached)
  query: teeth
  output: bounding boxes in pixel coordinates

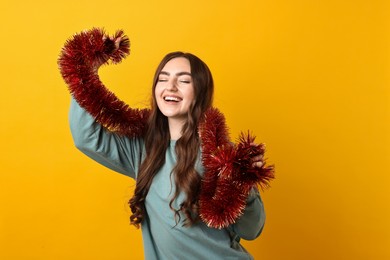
[164,96,181,102]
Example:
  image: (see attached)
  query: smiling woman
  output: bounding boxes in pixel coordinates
[58,28,274,260]
[154,57,196,139]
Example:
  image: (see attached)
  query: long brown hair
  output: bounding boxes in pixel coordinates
[129,52,214,227]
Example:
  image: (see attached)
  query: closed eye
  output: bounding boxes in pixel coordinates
[158,77,168,82]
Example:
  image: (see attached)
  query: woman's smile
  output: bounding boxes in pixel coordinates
[155,57,195,122]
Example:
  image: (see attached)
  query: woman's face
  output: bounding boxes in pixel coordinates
[155,57,195,122]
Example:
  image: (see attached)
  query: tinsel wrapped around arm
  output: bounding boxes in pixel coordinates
[198,108,275,229]
[58,28,149,137]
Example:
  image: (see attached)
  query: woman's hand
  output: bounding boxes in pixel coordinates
[249,142,265,168]
[251,154,264,168]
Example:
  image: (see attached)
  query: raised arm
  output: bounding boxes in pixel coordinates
[58,28,150,137]
[69,97,144,178]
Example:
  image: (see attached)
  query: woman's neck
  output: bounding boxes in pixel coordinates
[168,118,186,140]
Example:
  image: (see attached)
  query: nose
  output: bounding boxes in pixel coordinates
[166,79,178,91]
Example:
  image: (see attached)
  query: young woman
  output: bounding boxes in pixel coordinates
[59,28,274,260]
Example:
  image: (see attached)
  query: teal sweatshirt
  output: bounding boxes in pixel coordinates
[69,98,265,260]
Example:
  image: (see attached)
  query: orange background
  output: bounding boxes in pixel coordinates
[0,0,389,259]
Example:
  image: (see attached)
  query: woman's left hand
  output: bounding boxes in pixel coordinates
[251,154,264,168]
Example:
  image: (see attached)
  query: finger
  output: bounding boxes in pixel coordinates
[252,155,263,162]
[114,37,121,47]
[252,161,264,168]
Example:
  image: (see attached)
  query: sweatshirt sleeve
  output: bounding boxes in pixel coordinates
[230,187,265,241]
[69,97,144,179]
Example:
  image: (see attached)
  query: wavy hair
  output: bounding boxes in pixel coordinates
[129,52,214,227]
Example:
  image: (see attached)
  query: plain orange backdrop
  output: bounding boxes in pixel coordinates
[0,0,389,259]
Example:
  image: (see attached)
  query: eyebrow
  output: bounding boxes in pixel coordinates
[159,71,192,77]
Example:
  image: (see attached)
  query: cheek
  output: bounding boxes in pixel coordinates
[190,92,195,105]
[154,87,163,108]
[186,85,195,102]
[154,85,161,99]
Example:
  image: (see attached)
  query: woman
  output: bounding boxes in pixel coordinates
[59,28,274,259]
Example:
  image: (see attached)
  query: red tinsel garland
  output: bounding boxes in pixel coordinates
[58,28,275,229]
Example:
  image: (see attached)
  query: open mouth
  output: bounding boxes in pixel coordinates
[164,96,182,102]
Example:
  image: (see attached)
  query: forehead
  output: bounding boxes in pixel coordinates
[161,57,191,73]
